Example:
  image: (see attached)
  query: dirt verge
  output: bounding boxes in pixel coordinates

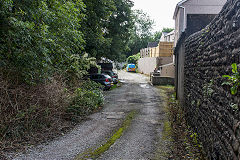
[156,86,206,160]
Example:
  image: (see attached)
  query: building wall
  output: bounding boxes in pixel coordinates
[174,7,185,46]
[160,31,175,42]
[159,56,173,66]
[159,63,175,78]
[183,0,240,159]
[174,0,227,104]
[138,56,173,75]
[174,0,227,46]
[184,0,226,13]
[176,42,185,103]
[164,32,174,42]
[138,57,159,75]
[183,0,226,29]
[187,14,217,36]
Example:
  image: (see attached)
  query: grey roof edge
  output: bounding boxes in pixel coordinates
[173,0,188,19]
[147,42,159,48]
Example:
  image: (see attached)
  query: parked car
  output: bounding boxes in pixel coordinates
[126,64,136,72]
[101,70,118,84]
[89,73,113,90]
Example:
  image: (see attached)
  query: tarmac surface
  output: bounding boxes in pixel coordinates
[10,71,168,160]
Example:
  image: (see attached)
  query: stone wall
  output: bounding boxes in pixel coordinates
[184,0,240,159]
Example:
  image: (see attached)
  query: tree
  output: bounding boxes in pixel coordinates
[152,31,162,42]
[0,0,88,84]
[104,0,135,62]
[126,9,154,57]
[162,27,174,33]
[127,53,140,64]
[81,0,115,59]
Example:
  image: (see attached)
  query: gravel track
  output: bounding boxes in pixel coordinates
[8,71,168,160]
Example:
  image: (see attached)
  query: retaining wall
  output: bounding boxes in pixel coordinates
[184,0,240,159]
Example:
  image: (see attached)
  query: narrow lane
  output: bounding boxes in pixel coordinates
[11,71,168,160]
[98,71,166,159]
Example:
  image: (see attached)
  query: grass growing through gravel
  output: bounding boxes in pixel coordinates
[75,110,137,160]
[110,84,118,90]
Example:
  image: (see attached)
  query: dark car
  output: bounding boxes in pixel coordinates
[89,73,113,90]
[101,70,118,84]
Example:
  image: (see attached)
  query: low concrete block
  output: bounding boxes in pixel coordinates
[151,76,174,85]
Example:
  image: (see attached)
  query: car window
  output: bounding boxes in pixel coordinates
[104,75,111,79]
[103,71,113,76]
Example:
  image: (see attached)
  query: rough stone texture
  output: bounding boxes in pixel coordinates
[184,0,240,159]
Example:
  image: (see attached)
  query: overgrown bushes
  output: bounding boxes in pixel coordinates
[0,0,87,84]
[0,0,131,155]
[66,80,104,121]
[0,76,104,153]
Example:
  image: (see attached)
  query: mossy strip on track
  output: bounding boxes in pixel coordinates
[75,110,137,160]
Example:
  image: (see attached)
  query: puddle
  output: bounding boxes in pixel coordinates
[139,84,150,89]
[119,79,126,83]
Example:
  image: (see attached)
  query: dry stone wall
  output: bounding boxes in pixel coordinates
[184,0,240,159]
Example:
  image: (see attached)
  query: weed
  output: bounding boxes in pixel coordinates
[158,86,206,159]
[222,63,240,95]
[75,110,137,159]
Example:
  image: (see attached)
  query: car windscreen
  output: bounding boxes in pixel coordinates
[128,64,135,68]
[104,75,111,79]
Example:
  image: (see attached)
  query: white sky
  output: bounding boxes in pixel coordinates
[132,0,180,32]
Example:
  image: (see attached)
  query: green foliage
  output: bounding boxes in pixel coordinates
[222,63,240,95]
[104,0,134,61]
[81,0,115,59]
[152,31,162,42]
[0,0,151,151]
[126,14,175,57]
[162,27,174,33]
[75,110,136,159]
[127,53,140,65]
[81,0,134,62]
[67,80,104,121]
[0,0,135,84]
[0,0,86,84]
[126,9,154,56]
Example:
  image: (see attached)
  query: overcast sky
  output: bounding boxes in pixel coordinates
[132,0,181,32]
